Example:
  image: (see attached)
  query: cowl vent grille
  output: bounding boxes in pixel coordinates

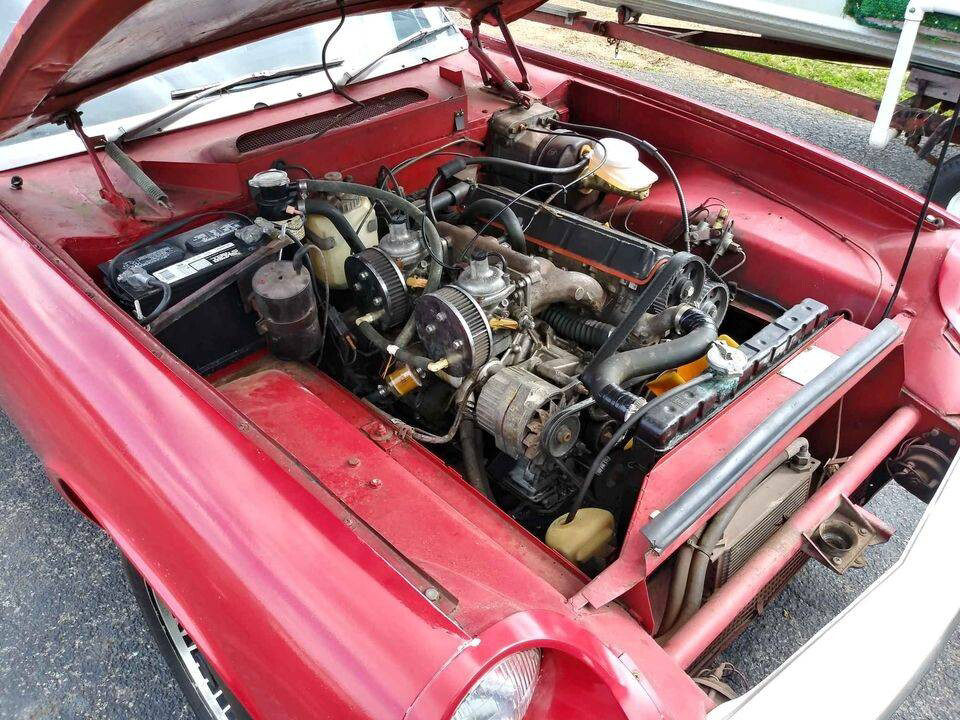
[236,88,428,153]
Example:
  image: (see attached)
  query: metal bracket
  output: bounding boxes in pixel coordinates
[58,110,135,216]
[469,4,532,106]
[802,495,892,574]
[537,3,586,26]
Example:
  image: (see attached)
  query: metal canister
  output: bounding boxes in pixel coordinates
[251,260,321,360]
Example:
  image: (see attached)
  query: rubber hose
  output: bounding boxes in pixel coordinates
[592,310,717,421]
[437,155,589,179]
[356,321,433,370]
[661,542,695,633]
[662,440,807,637]
[460,415,494,499]
[302,198,366,254]
[541,306,615,348]
[458,198,527,253]
[297,179,444,295]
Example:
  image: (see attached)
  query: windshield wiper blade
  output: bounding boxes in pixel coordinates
[110,61,343,143]
[342,23,454,86]
[168,60,343,100]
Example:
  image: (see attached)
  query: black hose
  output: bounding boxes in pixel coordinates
[425,173,443,228]
[460,415,494,499]
[590,310,717,422]
[355,320,434,370]
[428,181,471,216]
[440,155,589,178]
[302,198,366,254]
[458,198,527,254]
[565,373,716,523]
[661,542,695,632]
[541,306,614,348]
[553,120,691,249]
[296,179,445,296]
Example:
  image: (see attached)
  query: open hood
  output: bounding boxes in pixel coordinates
[0,0,544,139]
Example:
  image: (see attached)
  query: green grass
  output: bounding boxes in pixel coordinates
[720,50,897,100]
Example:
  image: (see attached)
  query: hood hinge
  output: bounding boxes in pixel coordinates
[59,110,135,216]
[469,4,532,107]
[58,110,171,216]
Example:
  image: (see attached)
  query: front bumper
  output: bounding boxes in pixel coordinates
[707,450,960,719]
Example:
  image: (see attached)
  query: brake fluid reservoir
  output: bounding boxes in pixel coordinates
[584,137,658,200]
[306,187,378,288]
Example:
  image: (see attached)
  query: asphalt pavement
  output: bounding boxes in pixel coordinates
[0,49,957,720]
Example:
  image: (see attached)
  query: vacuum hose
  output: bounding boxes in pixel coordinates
[458,198,527,254]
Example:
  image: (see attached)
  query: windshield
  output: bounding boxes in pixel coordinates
[0,4,465,167]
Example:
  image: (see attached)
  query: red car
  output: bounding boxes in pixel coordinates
[0,1,958,719]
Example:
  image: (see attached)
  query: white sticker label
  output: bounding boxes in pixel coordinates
[153,242,237,284]
[779,346,839,385]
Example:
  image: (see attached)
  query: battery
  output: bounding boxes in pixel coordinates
[101,217,268,374]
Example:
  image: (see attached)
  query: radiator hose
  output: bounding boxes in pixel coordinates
[587,307,717,422]
[301,198,366,254]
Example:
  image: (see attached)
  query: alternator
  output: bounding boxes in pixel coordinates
[475,366,580,463]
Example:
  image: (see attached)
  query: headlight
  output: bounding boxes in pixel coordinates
[451,648,541,720]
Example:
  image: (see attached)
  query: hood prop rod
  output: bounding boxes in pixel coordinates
[469,4,532,106]
[59,110,135,217]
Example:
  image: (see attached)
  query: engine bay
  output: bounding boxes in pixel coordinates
[74,92,954,670]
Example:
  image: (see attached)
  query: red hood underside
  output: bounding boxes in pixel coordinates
[0,0,544,139]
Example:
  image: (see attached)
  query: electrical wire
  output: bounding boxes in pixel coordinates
[882,100,960,318]
[565,373,715,523]
[322,0,365,109]
[552,119,691,250]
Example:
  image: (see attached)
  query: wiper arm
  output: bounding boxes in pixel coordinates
[110,61,343,143]
[168,60,344,99]
[341,23,454,86]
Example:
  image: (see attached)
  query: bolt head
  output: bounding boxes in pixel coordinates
[347,457,360,467]
[424,587,440,602]
[369,477,382,488]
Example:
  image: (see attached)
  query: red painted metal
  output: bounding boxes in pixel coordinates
[662,404,922,669]
[0,18,957,720]
[62,111,134,216]
[0,0,550,138]
[570,316,908,617]
[524,10,881,121]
